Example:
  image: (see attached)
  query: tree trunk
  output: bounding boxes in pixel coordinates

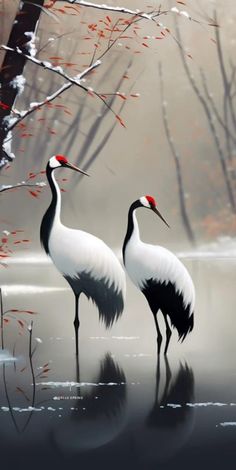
[0,0,44,167]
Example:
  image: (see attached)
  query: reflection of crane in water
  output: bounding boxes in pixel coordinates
[131,358,195,464]
[123,195,195,354]
[53,353,127,454]
[40,155,126,356]
[147,358,194,428]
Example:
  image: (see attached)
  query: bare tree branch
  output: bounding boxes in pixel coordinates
[214,10,236,131]
[159,62,195,245]
[175,18,236,214]
[200,69,236,148]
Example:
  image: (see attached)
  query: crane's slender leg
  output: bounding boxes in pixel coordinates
[153,311,162,354]
[163,314,172,355]
[74,295,80,357]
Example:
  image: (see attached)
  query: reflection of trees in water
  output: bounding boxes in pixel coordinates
[1,320,45,434]
[132,358,195,464]
[53,352,127,454]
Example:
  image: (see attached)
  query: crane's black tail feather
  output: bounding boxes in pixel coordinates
[142,278,194,342]
[65,271,124,328]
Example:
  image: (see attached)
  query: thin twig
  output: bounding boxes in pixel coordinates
[0,288,4,350]
[200,69,236,148]
[159,62,195,245]
[0,181,46,193]
[175,18,236,213]
[22,321,36,432]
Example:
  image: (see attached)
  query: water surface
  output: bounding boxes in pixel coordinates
[1,257,236,469]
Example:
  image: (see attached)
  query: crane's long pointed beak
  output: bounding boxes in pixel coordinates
[66,162,90,176]
[153,207,170,228]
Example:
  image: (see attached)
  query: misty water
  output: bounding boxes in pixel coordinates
[1,254,236,470]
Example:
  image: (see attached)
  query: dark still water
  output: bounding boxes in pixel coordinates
[0,257,236,470]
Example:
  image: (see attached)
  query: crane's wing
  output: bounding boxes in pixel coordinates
[49,227,126,327]
[125,242,195,313]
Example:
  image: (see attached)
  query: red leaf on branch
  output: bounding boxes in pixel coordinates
[29,191,38,198]
[17,320,24,328]
[116,115,126,128]
[20,133,34,138]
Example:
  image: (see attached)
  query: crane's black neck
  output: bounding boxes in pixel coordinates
[122,200,142,263]
[40,165,60,254]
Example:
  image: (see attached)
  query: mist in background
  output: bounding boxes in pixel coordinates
[1,0,236,252]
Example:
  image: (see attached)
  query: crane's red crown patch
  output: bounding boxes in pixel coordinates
[146,195,156,206]
[56,155,68,163]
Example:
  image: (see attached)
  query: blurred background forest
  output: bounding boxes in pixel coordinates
[1,0,236,254]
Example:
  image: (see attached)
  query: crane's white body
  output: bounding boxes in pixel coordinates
[48,171,126,297]
[124,210,195,313]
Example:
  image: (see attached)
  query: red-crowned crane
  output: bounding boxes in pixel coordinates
[40,155,126,355]
[122,195,194,355]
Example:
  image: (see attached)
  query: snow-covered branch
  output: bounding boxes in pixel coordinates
[66,0,159,20]
[1,45,92,92]
[0,181,46,193]
[65,1,211,26]
[5,59,101,131]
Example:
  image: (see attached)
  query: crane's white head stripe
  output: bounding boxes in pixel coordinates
[49,156,61,168]
[140,196,150,208]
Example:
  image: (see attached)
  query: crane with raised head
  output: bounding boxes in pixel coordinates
[122,195,194,354]
[40,155,126,355]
